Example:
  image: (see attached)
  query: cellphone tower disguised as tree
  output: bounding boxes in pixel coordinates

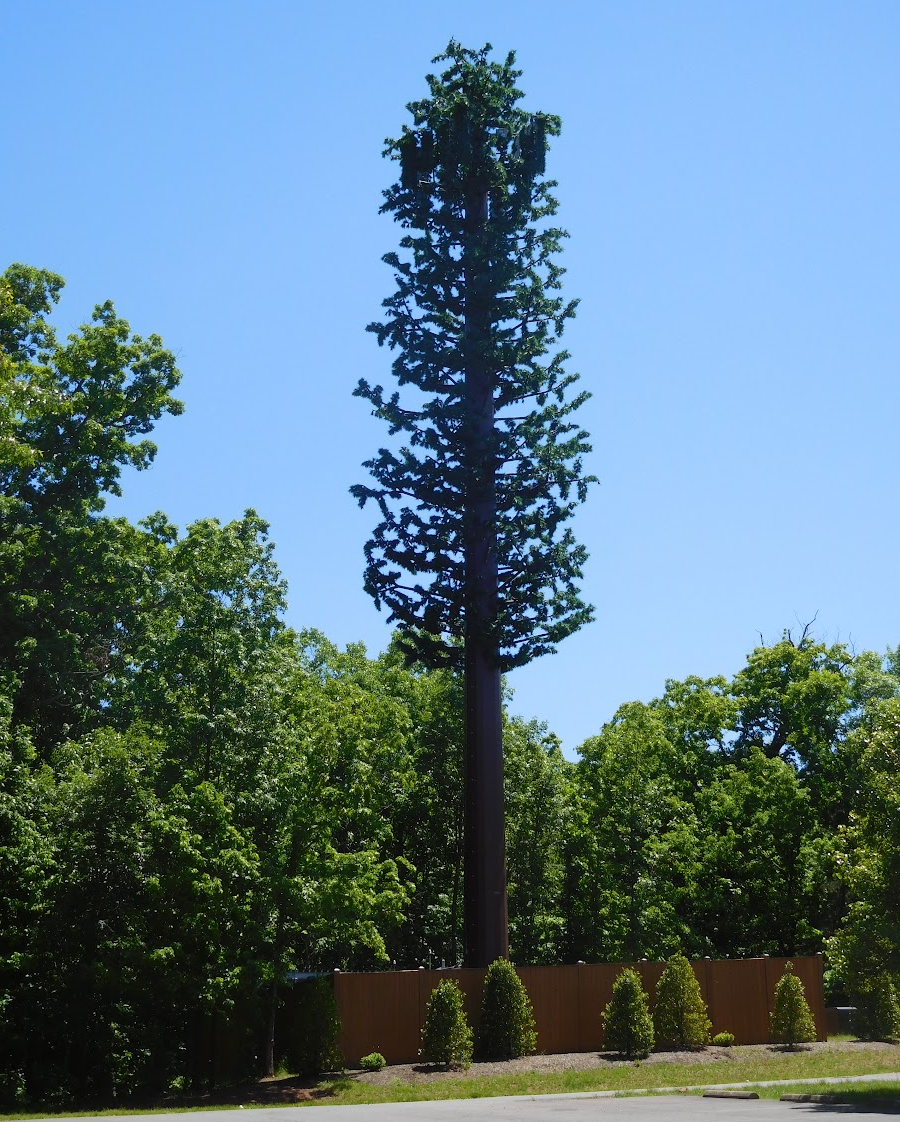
[353,42,594,965]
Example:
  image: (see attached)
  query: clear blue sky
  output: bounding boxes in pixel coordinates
[4,1,899,756]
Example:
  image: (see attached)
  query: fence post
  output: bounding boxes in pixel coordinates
[704,956,714,1035]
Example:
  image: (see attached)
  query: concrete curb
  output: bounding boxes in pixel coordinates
[781,1091,900,1109]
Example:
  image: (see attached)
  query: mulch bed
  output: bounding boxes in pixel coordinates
[153,1040,898,1106]
[355,1040,899,1086]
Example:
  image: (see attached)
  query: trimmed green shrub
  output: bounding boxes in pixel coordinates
[601,968,654,1059]
[654,954,711,1049]
[421,980,473,1068]
[360,1052,387,1071]
[851,974,900,1042]
[477,958,537,1060]
[712,1031,735,1046]
[770,961,816,1049]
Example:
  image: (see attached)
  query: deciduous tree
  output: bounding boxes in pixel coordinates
[0,263,182,746]
[564,702,697,962]
[829,697,900,1036]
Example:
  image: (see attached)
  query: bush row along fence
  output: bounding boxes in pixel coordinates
[334,955,825,1065]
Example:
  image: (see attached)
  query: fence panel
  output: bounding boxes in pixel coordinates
[333,955,825,1066]
[517,966,580,1054]
[585,962,665,1050]
[710,958,769,1044]
[416,968,487,1041]
[334,969,422,1066]
[575,962,613,1051]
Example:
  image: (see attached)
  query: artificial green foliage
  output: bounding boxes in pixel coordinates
[653,954,711,1049]
[477,958,537,1059]
[421,980,473,1068]
[353,42,594,671]
[601,968,654,1059]
[770,962,816,1049]
[850,974,900,1042]
[354,38,594,970]
[360,1052,387,1071]
[712,1031,735,1046]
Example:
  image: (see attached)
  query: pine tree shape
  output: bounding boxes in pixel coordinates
[477,958,537,1059]
[770,961,816,1049]
[421,980,473,1068]
[653,954,711,1049]
[353,41,596,965]
[353,42,594,673]
[601,968,655,1059]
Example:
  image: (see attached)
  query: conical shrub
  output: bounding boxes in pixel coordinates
[770,961,816,1049]
[421,979,473,1068]
[654,954,711,1049]
[601,968,654,1059]
[477,958,537,1060]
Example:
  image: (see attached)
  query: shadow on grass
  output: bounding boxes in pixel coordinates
[776,1085,900,1112]
[0,1073,355,1118]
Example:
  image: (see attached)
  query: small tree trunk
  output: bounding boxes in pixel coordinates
[449,806,463,964]
[264,978,278,1077]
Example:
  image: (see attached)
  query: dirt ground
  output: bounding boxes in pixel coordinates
[354,1039,898,1086]
[182,1041,898,1106]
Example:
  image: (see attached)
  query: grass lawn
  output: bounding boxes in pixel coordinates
[754,1081,900,1104]
[3,1045,899,1117]
[309,1048,900,1106]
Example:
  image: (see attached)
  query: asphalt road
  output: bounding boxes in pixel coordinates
[26,1094,900,1122]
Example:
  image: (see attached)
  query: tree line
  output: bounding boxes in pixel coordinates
[2,262,898,1101]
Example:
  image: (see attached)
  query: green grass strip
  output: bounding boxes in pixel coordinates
[2,1046,898,1117]
[754,1080,900,1103]
[307,1050,900,1106]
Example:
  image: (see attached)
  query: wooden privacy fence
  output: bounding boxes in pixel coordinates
[334,955,825,1065]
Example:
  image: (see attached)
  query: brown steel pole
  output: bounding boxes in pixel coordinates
[462,177,509,967]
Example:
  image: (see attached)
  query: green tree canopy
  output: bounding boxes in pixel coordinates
[565,702,697,962]
[0,263,183,746]
[829,697,900,1029]
[0,263,182,518]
